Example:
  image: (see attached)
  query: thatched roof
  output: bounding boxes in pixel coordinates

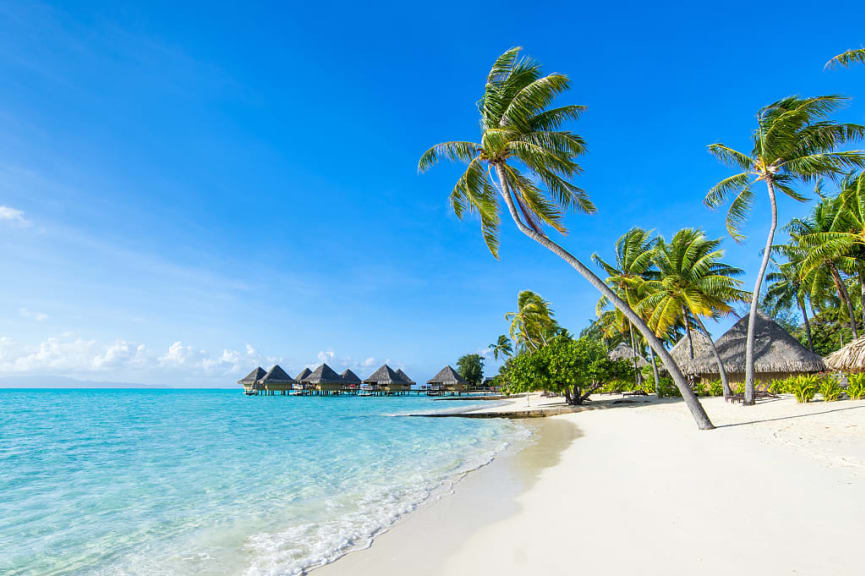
[364,364,404,385]
[260,365,295,385]
[295,367,312,382]
[668,331,714,375]
[238,366,266,385]
[305,363,344,385]
[427,365,466,385]
[340,369,361,384]
[396,369,415,385]
[690,312,825,374]
[825,336,865,372]
[608,342,648,367]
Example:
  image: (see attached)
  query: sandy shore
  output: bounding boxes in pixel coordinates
[315,394,865,575]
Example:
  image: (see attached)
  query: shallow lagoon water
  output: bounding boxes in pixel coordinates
[0,389,527,575]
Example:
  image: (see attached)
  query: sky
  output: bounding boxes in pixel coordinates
[1,1,864,387]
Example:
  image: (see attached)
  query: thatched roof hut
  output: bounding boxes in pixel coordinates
[295,367,313,382]
[364,364,411,391]
[238,366,266,386]
[825,336,865,373]
[690,312,825,380]
[667,331,714,375]
[260,365,295,392]
[608,342,648,367]
[427,365,467,391]
[306,363,344,390]
[340,369,362,386]
[396,368,415,385]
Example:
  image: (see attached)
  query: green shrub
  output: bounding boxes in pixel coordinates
[768,378,788,395]
[847,374,865,400]
[656,377,681,398]
[704,379,724,397]
[788,375,819,403]
[819,375,843,402]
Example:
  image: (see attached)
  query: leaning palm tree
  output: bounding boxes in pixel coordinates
[635,229,750,399]
[419,47,714,429]
[764,256,815,352]
[505,290,558,352]
[705,95,865,404]
[489,334,513,360]
[826,48,865,69]
[592,227,657,388]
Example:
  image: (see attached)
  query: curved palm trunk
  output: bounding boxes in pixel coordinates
[682,306,695,361]
[744,180,778,406]
[693,315,732,399]
[829,264,858,338]
[798,298,814,353]
[628,321,641,388]
[857,264,865,332]
[493,164,714,429]
[648,344,660,393]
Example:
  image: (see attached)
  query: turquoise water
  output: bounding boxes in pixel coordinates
[0,389,528,576]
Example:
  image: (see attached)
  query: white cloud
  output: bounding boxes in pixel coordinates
[361,356,376,368]
[0,334,281,384]
[316,349,335,364]
[19,307,49,322]
[0,205,31,226]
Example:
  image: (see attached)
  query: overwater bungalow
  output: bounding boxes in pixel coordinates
[259,365,295,395]
[826,336,865,372]
[608,342,648,367]
[689,312,825,383]
[340,369,361,391]
[238,366,266,395]
[294,367,313,391]
[427,365,467,395]
[364,364,411,394]
[305,363,344,394]
[396,369,415,387]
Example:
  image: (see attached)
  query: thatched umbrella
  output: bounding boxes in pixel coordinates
[668,331,714,375]
[306,363,344,392]
[825,336,865,372]
[427,365,467,393]
[690,312,825,380]
[364,364,410,392]
[259,365,295,394]
[340,369,362,388]
[238,367,266,393]
[608,342,648,367]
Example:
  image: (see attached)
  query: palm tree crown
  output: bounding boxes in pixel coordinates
[706,95,865,239]
[418,47,594,255]
[505,290,558,352]
[826,48,865,69]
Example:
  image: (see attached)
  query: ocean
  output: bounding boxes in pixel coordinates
[0,389,528,576]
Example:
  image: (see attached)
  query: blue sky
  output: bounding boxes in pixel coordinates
[1,1,864,386]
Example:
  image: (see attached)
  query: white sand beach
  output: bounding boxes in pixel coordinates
[315,394,865,576]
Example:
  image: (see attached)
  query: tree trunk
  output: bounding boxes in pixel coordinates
[798,298,814,353]
[858,264,865,332]
[683,306,695,360]
[830,264,858,338]
[694,315,732,399]
[628,320,641,388]
[493,163,714,429]
[648,345,660,394]
[744,180,779,406]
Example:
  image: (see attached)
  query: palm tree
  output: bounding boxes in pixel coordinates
[635,229,750,399]
[705,96,865,404]
[505,290,558,352]
[592,227,658,389]
[786,198,860,338]
[764,256,814,352]
[826,48,865,69]
[418,47,714,429]
[489,334,513,360]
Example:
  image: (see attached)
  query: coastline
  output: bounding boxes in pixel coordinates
[316,394,865,576]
